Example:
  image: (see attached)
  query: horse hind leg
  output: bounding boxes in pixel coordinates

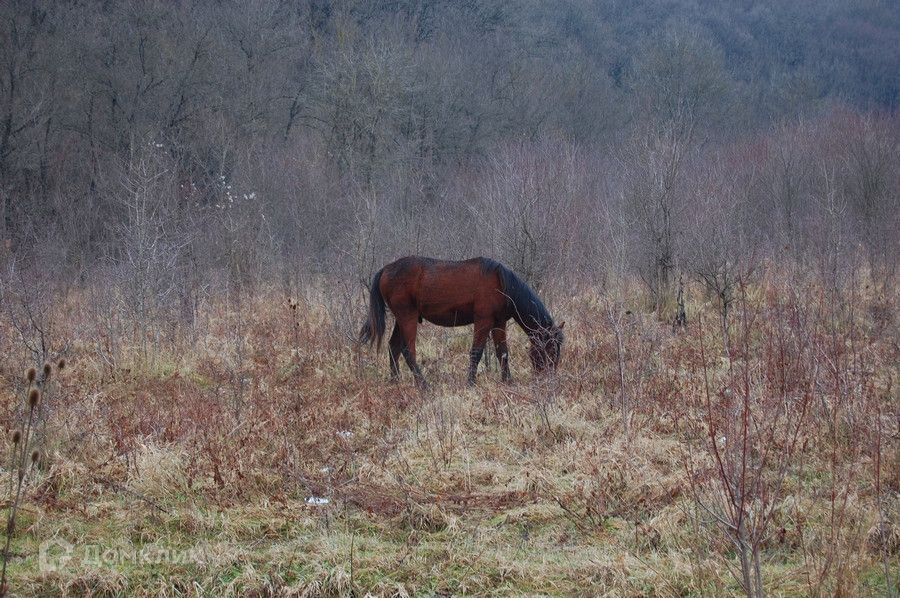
[397,315,427,388]
[467,318,492,386]
[388,323,403,381]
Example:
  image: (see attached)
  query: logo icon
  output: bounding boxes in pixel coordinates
[38,538,74,573]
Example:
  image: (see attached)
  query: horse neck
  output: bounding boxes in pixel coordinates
[511,313,546,341]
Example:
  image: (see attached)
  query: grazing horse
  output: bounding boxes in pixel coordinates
[359,256,564,386]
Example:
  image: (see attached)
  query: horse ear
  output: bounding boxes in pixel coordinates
[558,321,565,330]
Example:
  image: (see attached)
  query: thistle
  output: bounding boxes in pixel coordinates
[57,359,66,371]
[2,380,42,595]
[27,389,40,409]
[42,363,52,380]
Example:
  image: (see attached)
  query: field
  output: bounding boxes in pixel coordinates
[0,266,896,597]
[1,0,897,595]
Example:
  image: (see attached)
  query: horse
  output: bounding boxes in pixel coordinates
[359,256,564,386]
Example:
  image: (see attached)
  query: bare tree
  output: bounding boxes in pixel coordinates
[623,28,731,311]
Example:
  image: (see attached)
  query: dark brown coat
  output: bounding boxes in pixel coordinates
[360,256,563,386]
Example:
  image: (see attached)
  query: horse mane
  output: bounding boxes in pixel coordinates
[480,258,553,332]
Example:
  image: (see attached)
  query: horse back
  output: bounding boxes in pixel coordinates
[379,256,507,325]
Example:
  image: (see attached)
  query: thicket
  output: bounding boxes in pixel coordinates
[0,1,896,303]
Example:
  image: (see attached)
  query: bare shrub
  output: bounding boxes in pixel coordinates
[97,146,191,366]
[683,155,756,354]
[677,281,814,597]
[467,139,591,289]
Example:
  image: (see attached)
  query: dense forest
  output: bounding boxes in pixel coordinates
[0,0,898,301]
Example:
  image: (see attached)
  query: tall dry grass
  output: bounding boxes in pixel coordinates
[0,266,896,596]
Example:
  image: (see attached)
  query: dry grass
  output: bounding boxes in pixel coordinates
[0,271,897,596]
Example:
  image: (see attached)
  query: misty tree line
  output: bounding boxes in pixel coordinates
[0,0,897,318]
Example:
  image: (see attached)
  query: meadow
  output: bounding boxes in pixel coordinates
[0,263,896,596]
[1,1,897,595]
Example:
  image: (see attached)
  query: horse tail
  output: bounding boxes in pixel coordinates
[359,268,387,350]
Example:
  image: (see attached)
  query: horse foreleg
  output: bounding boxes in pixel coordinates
[468,319,492,386]
[398,316,426,388]
[492,323,511,382]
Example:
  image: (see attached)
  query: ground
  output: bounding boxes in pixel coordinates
[0,274,897,596]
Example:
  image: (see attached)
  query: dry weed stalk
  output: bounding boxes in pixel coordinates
[1,375,42,596]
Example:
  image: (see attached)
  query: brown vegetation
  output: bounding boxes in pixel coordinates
[0,263,895,595]
[0,1,896,594]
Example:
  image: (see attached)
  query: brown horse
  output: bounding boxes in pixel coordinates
[359,256,564,386]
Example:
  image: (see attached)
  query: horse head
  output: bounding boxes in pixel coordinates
[529,321,564,374]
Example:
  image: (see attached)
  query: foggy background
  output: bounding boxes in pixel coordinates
[0,0,897,315]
